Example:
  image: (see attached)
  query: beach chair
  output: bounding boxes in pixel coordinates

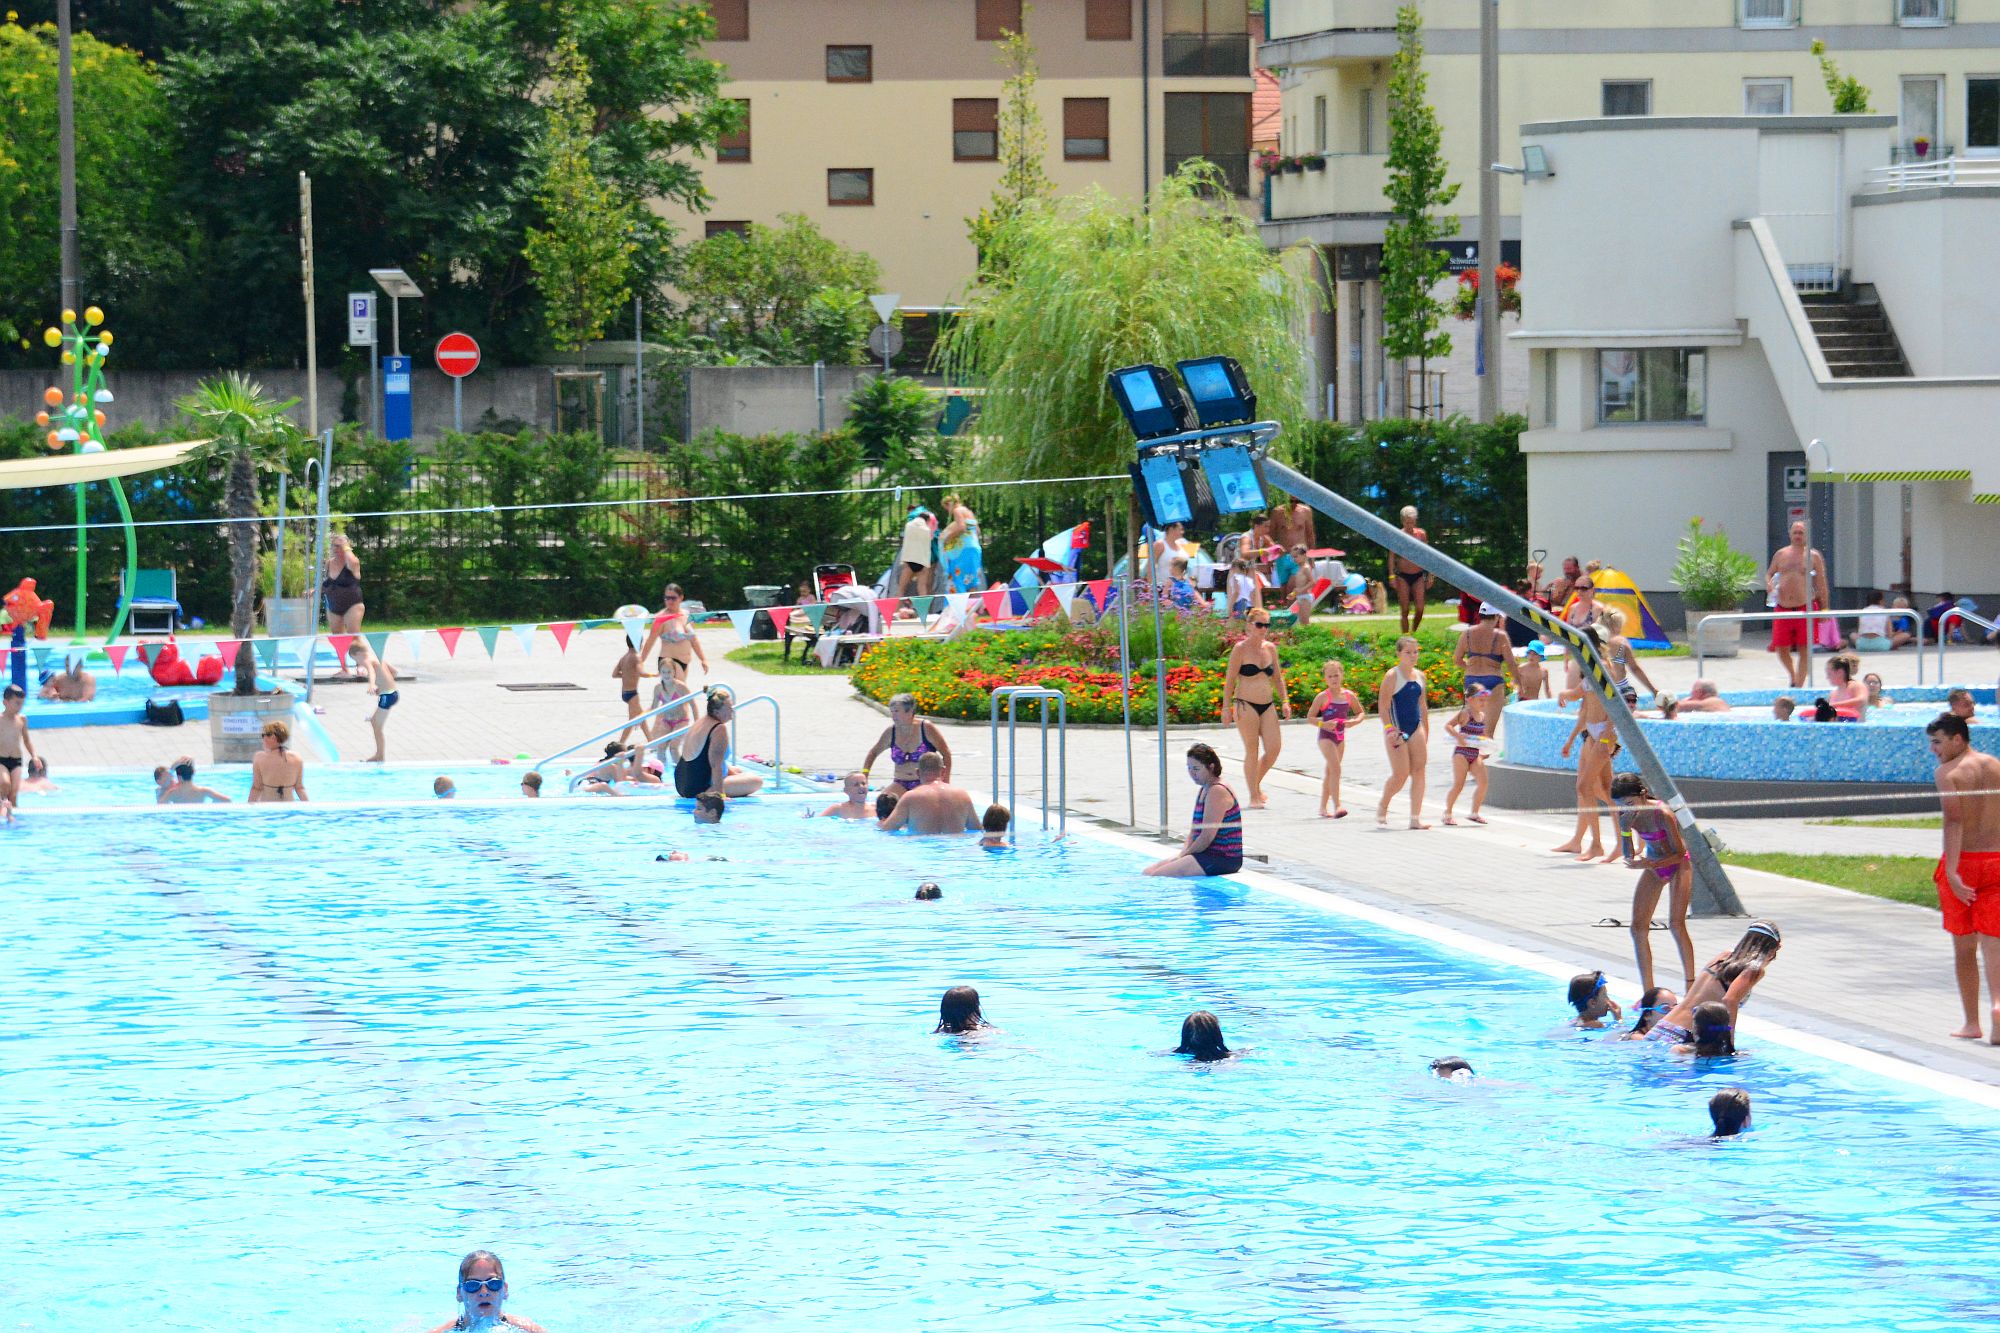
[120,568,182,635]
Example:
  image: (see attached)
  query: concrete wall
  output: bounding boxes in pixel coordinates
[2,367,553,441]
[683,365,867,440]
[1855,190,2000,377]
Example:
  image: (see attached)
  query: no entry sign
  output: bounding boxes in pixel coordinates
[435,332,481,378]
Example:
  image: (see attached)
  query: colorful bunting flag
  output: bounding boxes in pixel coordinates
[874,597,900,623]
[766,606,793,637]
[981,588,1008,620]
[475,625,501,658]
[802,603,828,631]
[725,608,758,645]
[63,648,85,671]
[35,646,55,673]
[549,622,578,653]
[946,592,972,621]
[1053,583,1079,618]
[910,595,937,624]
[437,627,464,657]
[327,633,355,664]
[105,644,130,674]
[217,640,241,668]
[620,615,647,649]
[402,630,425,662]
[511,624,537,655]
[1086,579,1111,610]
[254,638,279,671]
[364,631,391,660]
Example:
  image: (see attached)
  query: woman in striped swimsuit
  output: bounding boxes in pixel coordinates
[1145,743,1243,878]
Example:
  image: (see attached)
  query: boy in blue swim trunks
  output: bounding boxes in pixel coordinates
[355,637,398,763]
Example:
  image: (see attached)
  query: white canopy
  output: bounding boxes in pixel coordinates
[0,440,206,490]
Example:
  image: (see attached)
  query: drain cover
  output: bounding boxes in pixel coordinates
[496,682,587,692]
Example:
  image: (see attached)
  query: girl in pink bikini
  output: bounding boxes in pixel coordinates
[1305,660,1361,818]
[1610,772,1696,993]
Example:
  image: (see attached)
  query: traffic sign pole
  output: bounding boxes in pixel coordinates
[453,377,462,434]
[433,332,482,435]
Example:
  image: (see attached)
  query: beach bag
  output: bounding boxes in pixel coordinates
[1814,615,1842,651]
[143,698,185,727]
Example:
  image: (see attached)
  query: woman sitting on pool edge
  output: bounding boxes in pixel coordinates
[1144,743,1243,878]
[672,689,764,799]
[425,1249,545,1333]
[249,721,308,803]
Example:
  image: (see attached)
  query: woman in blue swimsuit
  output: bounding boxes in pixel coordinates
[861,691,954,795]
[1376,635,1431,828]
[1145,744,1244,877]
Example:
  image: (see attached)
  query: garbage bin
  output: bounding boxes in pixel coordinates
[743,585,784,608]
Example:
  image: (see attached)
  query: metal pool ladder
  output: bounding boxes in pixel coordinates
[989,686,1067,834]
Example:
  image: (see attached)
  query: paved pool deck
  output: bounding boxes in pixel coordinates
[24,624,2000,1089]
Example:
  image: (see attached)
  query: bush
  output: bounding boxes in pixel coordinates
[686,430,874,603]
[851,612,1467,725]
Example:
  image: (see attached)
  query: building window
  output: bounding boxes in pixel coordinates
[709,0,748,41]
[1064,98,1110,160]
[976,0,1023,40]
[1970,77,2000,154]
[1897,0,1951,26]
[717,100,751,162]
[1163,0,1250,77]
[1902,76,1943,155]
[827,168,875,206]
[1165,91,1251,195]
[705,220,749,239]
[1313,95,1327,153]
[1357,88,1374,152]
[825,45,872,82]
[1601,80,1652,117]
[1085,0,1132,40]
[1743,78,1792,116]
[1598,349,1705,424]
[954,98,999,161]
[1737,0,1797,27]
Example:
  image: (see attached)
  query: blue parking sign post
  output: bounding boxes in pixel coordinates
[382,355,412,441]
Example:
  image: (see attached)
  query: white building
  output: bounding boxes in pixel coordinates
[1513,113,2000,616]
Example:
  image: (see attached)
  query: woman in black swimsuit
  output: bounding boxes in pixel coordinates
[322,532,364,678]
[673,690,763,799]
[1221,610,1291,809]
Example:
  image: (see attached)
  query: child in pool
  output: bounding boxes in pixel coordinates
[980,803,1011,848]
[1441,685,1492,826]
[424,1249,545,1333]
[1650,921,1782,1044]
[1709,1087,1752,1137]
[1567,970,1623,1029]
[1673,1000,1737,1058]
[814,771,873,819]
[1306,660,1362,819]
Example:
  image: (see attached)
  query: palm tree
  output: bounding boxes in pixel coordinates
[176,374,302,694]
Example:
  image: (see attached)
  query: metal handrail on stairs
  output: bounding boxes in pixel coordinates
[989,687,1067,835]
[1936,606,2000,684]
[537,680,783,795]
[1692,607,1926,682]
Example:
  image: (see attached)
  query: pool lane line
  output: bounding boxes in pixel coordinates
[1062,821,2000,1113]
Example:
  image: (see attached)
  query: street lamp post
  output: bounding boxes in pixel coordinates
[56,0,81,317]
[1477,0,1501,423]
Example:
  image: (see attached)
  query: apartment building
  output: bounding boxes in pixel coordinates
[1261,0,2000,422]
[670,0,1259,336]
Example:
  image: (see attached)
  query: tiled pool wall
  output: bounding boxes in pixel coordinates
[1501,687,1994,785]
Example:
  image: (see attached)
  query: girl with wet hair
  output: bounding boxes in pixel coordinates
[1709,1087,1753,1137]
[1674,1001,1737,1058]
[1174,1011,1232,1062]
[1566,970,1622,1028]
[1619,986,1680,1040]
[424,1250,546,1333]
[1649,921,1782,1045]
[935,985,986,1034]
[1429,1055,1474,1079]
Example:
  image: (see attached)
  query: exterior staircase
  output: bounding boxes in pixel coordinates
[1800,289,1911,378]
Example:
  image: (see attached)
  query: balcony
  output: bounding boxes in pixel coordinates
[1162,34,1252,78]
[1261,2,1401,69]
[1266,0,1399,43]
[1265,152,1389,222]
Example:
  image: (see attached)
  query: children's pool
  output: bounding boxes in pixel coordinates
[6,798,1998,1330]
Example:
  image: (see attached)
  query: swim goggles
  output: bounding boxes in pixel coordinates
[460,1278,505,1295]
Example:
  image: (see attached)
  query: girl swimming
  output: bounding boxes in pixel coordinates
[1174,1011,1233,1062]
[1674,1000,1737,1058]
[935,985,987,1034]
[1619,985,1680,1040]
[1306,659,1362,819]
[1825,652,1866,722]
[1567,970,1623,1029]
[1610,773,1697,992]
[424,1250,546,1333]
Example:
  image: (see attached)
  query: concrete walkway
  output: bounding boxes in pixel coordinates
[26,620,1999,1089]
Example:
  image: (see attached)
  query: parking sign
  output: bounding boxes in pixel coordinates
[348,292,376,347]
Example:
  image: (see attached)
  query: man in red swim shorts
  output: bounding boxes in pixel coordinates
[1929,712,2000,1043]
[1766,521,1828,689]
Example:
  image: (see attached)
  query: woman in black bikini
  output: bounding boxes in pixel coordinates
[1390,506,1430,633]
[637,583,709,689]
[249,720,309,803]
[321,532,364,678]
[1222,610,1290,809]
[861,692,954,796]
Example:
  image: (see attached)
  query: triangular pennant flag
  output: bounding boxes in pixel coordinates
[35,646,55,673]
[402,630,424,662]
[64,648,85,671]
[254,638,279,670]
[436,627,464,657]
[725,608,758,645]
[1033,588,1060,619]
[981,588,1008,620]
[1053,582,1079,617]
[875,597,900,623]
[511,624,537,655]
[327,634,355,664]
[946,592,972,621]
[549,621,578,653]
[910,595,937,623]
[1086,579,1111,610]
[475,625,501,658]
[364,631,390,659]
[766,606,793,637]
[217,639,241,668]
[621,615,647,649]
[105,643,131,675]
[803,602,827,630]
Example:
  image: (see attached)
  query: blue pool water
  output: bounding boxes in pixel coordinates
[16,664,294,728]
[6,798,1999,1330]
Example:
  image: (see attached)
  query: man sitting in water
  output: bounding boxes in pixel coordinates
[1949,689,1978,723]
[38,661,95,702]
[877,753,979,835]
[693,790,727,825]
[159,759,230,804]
[1678,679,1732,713]
[814,772,873,819]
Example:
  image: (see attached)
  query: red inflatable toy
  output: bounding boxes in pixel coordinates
[138,639,224,687]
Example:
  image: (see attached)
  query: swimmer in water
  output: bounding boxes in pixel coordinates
[519,772,543,798]
[37,660,95,702]
[1708,1086,1752,1137]
[1429,1055,1474,1080]
[874,790,899,822]
[814,771,872,819]
[1673,1000,1737,1058]
[1619,985,1680,1041]
[18,755,58,795]
[159,759,230,804]
[935,984,987,1034]
[434,776,457,799]
[1567,970,1622,1029]
[1650,920,1782,1045]
[915,881,943,901]
[424,1249,546,1333]
[979,803,1011,848]
[693,790,726,825]
[1174,1010,1233,1062]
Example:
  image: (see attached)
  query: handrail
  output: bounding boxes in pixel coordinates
[567,717,696,794]
[1936,606,2000,683]
[555,681,782,794]
[1863,157,2000,192]
[534,691,700,771]
[1690,607,1925,681]
[712,685,783,784]
[989,686,1067,834]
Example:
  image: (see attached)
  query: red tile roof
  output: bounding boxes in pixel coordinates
[1252,12,1280,150]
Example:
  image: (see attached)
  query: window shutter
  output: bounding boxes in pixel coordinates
[1085,0,1133,40]
[710,0,749,41]
[976,0,1024,40]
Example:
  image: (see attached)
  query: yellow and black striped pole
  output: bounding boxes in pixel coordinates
[1264,459,1746,918]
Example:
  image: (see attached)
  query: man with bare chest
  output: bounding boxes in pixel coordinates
[1766,521,1828,688]
[1930,712,2000,1044]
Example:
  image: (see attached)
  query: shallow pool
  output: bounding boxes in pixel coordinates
[6,799,1998,1330]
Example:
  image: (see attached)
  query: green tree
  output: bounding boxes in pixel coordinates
[846,373,953,485]
[0,17,186,364]
[1380,4,1459,418]
[176,373,302,693]
[965,24,1054,278]
[1811,40,1872,114]
[524,34,638,353]
[690,431,869,599]
[936,166,1319,482]
[677,214,881,363]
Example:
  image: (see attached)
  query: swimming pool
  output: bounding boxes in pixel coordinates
[7,798,1998,1330]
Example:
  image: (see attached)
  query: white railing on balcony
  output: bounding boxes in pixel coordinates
[1863,158,2000,192]
[1739,0,1799,27]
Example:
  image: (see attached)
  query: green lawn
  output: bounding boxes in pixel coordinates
[724,642,848,677]
[1810,815,1943,830]
[1720,851,1939,909]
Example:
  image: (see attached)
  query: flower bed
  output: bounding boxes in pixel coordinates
[851,614,1470,725]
